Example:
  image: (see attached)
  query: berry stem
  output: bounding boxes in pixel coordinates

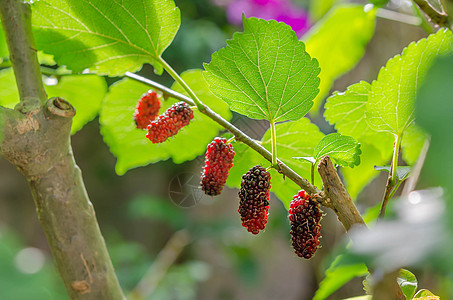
[390,134,402,185]
[270,119,277,166]
[226,136,235,144]
[158,57,207,113]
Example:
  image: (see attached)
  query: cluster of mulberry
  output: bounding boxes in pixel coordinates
[134,94,323,257]
[200,137,235,196]
[238,165,271,235]
[134,91,161,129]
[146,102,194,143]
[288,190,322,259]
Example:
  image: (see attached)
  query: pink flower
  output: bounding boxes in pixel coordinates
[224,0,311,37]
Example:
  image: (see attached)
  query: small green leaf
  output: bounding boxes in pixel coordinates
[32,0,181,75]
[100,69,231,175]
[325,81,372,139]
[367,29,453,136]
[303,4,376,112]
[292,156,316,164]
[45,75,106,134]
[401,124,428,165]
[374,165,411,181]
[204,17,320,122]
[313,254,368,300]
[313,133,361,167]
[397,269,417,299]
[413,289,440,299]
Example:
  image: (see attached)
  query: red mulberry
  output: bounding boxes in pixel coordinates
[289,190,322,259]
[146,102,194,143]
[238,166,271,235]
[201,137,235,196]
[134,91,162,129]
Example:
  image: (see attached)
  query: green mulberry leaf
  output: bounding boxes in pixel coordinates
[313,133,361,168]
[204,16,320,122]
[32,0,180,75]
[325,81,371,139]
[367,29,453,136]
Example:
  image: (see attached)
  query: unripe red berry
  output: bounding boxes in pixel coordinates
[238,165,271,235]
[146,102,194,143]
[289,190,322,259]
[201,137,235,196]
[134,91,161,129]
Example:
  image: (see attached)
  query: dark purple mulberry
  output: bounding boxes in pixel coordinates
[146,102,193,143]
[134,91,161,129]
[238,165,271,235]
[289,190,322,259]
[201,137,235,196]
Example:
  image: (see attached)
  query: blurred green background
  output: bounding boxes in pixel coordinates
[0,0,448,299]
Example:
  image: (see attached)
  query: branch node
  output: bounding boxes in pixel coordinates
[45,97,76,118]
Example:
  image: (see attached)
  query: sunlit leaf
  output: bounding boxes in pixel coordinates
[397,269,417,299]
[367,29,453,136]
[325,81,371,139]
[204,17,320,122]
[313,133,361,167]
[413,289,440,299]
[32,0,181,75]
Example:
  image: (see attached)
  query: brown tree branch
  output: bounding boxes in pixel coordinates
[413,0,450,27]
[317,156,366,231]
[0,0,125,298]
[0,0,46,107]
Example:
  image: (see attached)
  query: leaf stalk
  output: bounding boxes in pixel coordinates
[158,57,207,113]
[270,119,277,166]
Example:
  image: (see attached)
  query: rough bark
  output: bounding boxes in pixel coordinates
[316,156,366,231]
[0,1,125,299]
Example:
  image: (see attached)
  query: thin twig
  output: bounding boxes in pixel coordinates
[125,72,318,195]
[376,8,422,26]
[412,0,450,27]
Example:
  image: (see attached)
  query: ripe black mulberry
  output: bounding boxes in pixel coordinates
[146,102,193,143]
[238,165,271,234]
[201,137,235,196]
[134,91,161,129]
[289,190,322,259]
